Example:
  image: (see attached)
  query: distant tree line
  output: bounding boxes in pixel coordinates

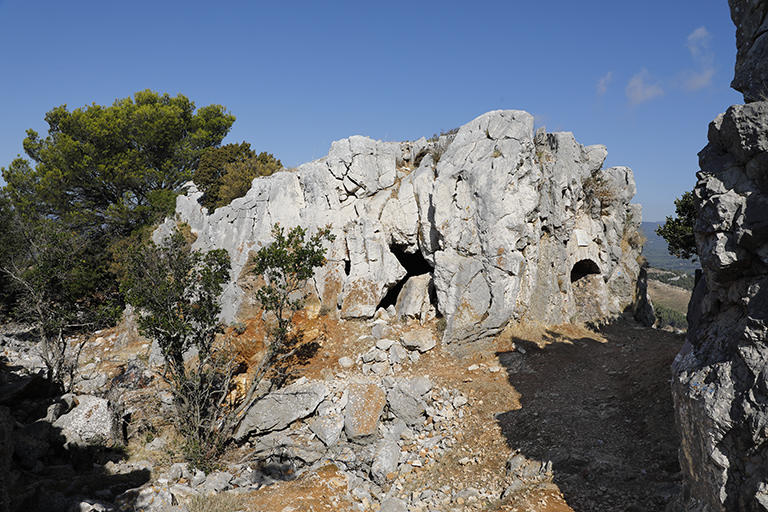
[650,270,695,291]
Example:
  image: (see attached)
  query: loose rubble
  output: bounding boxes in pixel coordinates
[1,314,574,512]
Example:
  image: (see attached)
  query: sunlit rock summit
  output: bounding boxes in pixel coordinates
[160,109,651,353]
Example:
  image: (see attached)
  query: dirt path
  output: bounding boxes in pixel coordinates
[493,320,684,511]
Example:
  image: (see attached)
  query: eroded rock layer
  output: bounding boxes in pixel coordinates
[160,110,649,352]
[673,101,768,511]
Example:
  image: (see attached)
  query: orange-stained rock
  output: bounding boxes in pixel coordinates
[344,381,385,439]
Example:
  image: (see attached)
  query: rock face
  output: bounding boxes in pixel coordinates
[52,395,123,450]
[670,3,768,509]
[160,109,649,352]
[730,0,768,103]
[672,101,768,510]
[234,380,326,441]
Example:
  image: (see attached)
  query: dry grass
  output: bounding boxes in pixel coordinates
[188,493,248,512]
[647,280,691,315]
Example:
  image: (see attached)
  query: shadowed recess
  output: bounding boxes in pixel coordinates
[377,245,434,310]
[571,259,600,282]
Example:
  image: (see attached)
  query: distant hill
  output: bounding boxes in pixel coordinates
[640,222,700,274]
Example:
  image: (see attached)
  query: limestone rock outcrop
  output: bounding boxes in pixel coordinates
[731,0,768,103]
[670,2,768,509]
[159,109,649,352]
[672,101,768,510]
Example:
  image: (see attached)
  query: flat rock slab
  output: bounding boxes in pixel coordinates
[401,329,436,353]
[310,413,344,447]
[344,382,386,440]
[235,381,327,440]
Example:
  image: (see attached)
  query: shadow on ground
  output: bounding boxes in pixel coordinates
[495,321,684,512]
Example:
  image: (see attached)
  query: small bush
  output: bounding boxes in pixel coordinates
[193,143,282,210]
[623,225,646,251]
[216,152,282,208]
[583,170,615,206]
[427,127,459,143]
[120,228,234,473]
[234,223,335,418]
[428,130,458,166]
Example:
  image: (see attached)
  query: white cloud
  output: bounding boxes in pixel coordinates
[597,72,613,97]
[683,26,715,91]
[687,26,713,63]
[626,68,664,105]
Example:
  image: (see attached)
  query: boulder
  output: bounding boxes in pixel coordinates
[388,343,408,365]
[344,382,386,440]
[370,438,400,485]
[52,395,123,449]
[401,328,436,353]
[309,413,344,447]
[387,377,432,426]
[379,498,409,512]
[234,380,326,440]
[395,274,434,322]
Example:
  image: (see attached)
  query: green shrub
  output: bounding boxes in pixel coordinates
[194,144,282,210]
[120,228,233,472]
[234,223,335,416]
[216,152,282,208]
[193,142,254,209]
[656,191,697,261]
[653,302,688,330]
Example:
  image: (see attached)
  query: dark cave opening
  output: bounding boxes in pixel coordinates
[377,245,434,311]
[571,259,601,282]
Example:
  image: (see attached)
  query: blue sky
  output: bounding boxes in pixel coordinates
[0,0,742,222]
